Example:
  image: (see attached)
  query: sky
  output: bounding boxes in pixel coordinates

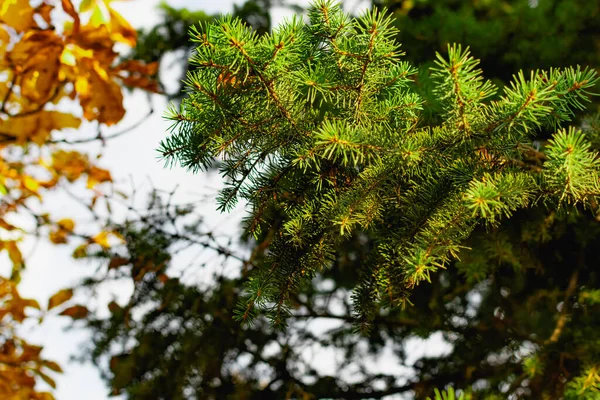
[11,1,443,399]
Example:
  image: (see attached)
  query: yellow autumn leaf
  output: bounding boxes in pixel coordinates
[92,231,111,248]
[22,176,40,192]
[0,110,81,145]
[8,30,64,104]
[57,218,75,232]
[72,244,88,259]
[22,298,41,310]
[5,241,23,266]
[72,56,125,125]
[36,370,57,389]
[51,150,89,181]
[87,166,112,188]
[0,218,18,231]
[72,23,114,52]
[75,75,90,95]
[43,360,63,373]
[48,289,73,310]
[0,0,36,32]
[108,7,136,46]
[0,25,10,59]
[89,2,110,27]
[80,0,95,12]
[48,219,76,245]
[92,230,124,249]
[60,47,77,67]
[20,343,43,360]
[49,230,68,244]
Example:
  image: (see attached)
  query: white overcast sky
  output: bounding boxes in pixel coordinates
[8,1,441,399]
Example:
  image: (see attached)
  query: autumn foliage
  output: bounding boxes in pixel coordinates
[0,0,157,397]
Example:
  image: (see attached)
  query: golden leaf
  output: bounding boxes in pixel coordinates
[0,218,18,231]
[92,231,111,248]
[48,218,76,245]
[5,241,23,267]
[108,8,136,46]
[57,218,75,232]
[71,23,115,53]
[0,25,10,51]
[51,150,89,182]
[20,343,43,360]
[8,30,63,103]
[78,60,125,125]
[79,0,95,12]
[0,111,81,145]
[60,47,77,67]
[0,2,150,397]
[87,166,112,188]
[49,230,68,245]
[59,305,89,319]
[22,176,40,192]
[43,361,63,373]
[3,286,40,322]
[0,0,36,32]
[72,244,88,259]
[48,289,73,310]
[89,2,110,27]
[36,370,56,389]
[22,298,40,310]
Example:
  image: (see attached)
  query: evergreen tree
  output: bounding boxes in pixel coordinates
[379,0,600,84]
[77,1,600,399]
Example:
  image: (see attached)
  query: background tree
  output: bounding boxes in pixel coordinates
[380,0,600,83]
[0,0,158,397]
[74,1,600,399]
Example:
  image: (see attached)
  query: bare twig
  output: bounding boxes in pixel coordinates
[50,108,154,145]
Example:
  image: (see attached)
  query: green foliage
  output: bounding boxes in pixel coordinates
[380,0,600,83]
[427,387,469,400]
[565,364,600,399]
[161,0,598,330]
[544,127,600,204]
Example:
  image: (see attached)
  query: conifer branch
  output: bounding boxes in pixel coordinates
[163,0,598,328]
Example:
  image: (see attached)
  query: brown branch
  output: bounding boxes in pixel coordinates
[3,84,64,118]
[545,267,580,345]
[50,108,154,145]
